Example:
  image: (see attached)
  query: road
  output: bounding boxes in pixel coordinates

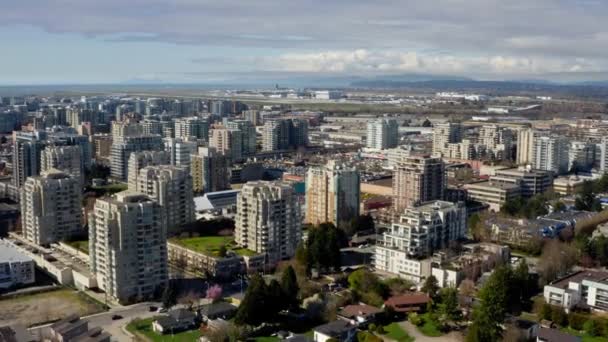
[84,301,162,341]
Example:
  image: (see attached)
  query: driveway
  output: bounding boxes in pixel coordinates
[397,321,463,342]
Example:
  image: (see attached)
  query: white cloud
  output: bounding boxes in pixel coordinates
[261,50,600,77]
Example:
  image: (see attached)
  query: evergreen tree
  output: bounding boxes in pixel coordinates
[161,284,177,309]
[281,265,300,311]
[438,287,461,323]
[421,276,439,300]
[466,266,512,342]
[235,274,268,326]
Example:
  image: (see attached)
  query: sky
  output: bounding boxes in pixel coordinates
[2,0,608,85]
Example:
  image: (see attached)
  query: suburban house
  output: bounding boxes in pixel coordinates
[152,309,198,334]
[198,302,238,321]
[337,304,382,327]
[313,320,357,342]
[384,293,431,313]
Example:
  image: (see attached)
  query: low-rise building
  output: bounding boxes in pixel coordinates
[553,175,594,196]
[543,270,608,312]
[44,314,111,342]
[464,181,521,212]
[152,309,198,334]
[313,320,357,342]
[491,167,553,198]
[0,239,35,289]
[167,239,245,279]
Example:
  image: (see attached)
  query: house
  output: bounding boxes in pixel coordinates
[44,315,111,342]
[152,309,198,334]
[510,318,539,341]
[313,320,357,342]
[536,327,581,342]
[384,293,430,313]
[337,304,382,327]
[198,302,238,321]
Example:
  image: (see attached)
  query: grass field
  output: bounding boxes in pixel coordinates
[561,327,607,342]
[383,323,414,342]
[127,317,201,342]
[0,288,106,327]
[66,240,89,254]
[418,313,443,337]
[170,236,256,257]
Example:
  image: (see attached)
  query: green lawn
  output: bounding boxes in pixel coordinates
[66,240,89,254]
[383,323,414,342]
[417,313,443,337]
[170,236,256,257]
[126,317,201,342]
[561,327,607,342]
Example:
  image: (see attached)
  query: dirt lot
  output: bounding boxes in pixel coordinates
[0,288,105,327]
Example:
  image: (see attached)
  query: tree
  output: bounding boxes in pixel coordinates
[235,274,268,326]
[348,215,375,236]
[218,245,227,258]
[538,240,579,285]
[438,287,461,323]
[551,307,568,327]
[466,266,512,342]
[162,285,177,309]
[422,119,432,127]
[280,265,300,311]
[206,284,223,302]
[554,201,566,212]
[513,260,532,311]
[421,276,439,300]
[584,319,601,337]
[305,223,346,274]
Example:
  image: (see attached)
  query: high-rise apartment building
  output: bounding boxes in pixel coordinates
[235,181,301,264]
[393,156,445,212]
[12,131,44,187]
[135,165,195,234]
[477,125,514,160]
[40,145,83,184]
[110,122,163,180]
[243,110,261,126]
[532,136,570,174]
[569,141,595,172]
[432,122,463,156]
[127,150,170,189]
[225,120,257,156]
[21,169,82,245]
[163,138,198,168]
[374,201,466,277]
[516,128,542,165]
[191,147,231,193]
[262,119,308,151]
[174,117,209,141]
[305,161,360,229]
[89,191,168,303]
[367,118,399,150]
[210,127,243,162]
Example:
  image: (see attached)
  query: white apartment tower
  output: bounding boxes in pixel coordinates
[127,150,171,189]
[191,147,231,194]
[374,201,467,275]
[305,161,360,229]
[89,191,168,303]
[21,169,83,245]
[367,118,399,150]
[134,165,195,234]
[532,136,570,175]
[174,116,209,141]
[235,181,301,264]
[432,122,463,156]
[40,145,83,184]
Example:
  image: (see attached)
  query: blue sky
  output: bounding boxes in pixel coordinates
[2,0,608,84]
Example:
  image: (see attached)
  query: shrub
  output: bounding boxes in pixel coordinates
[551,308,568,327]
[368,323,377,332]
[584,319,601,337]
[408,313,422,326]
[375,325,386,335]
[568,312,587,331]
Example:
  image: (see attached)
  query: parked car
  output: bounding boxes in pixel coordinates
[111,315,123,320]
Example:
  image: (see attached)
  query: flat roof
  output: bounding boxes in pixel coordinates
[0,239,33,263]
[549,270,608,290]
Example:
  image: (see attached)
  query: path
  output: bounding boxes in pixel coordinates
[397,321,463,342]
